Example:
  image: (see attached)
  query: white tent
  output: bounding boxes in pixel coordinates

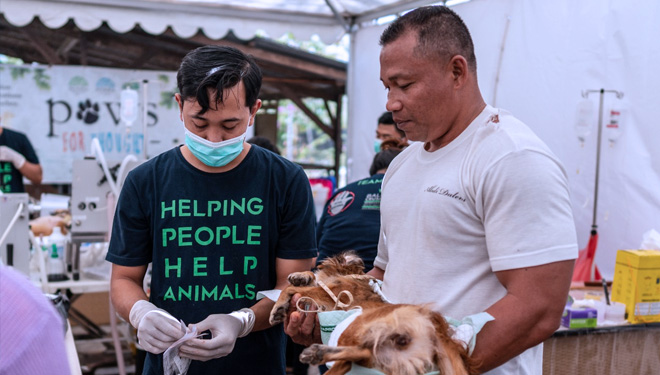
[0,0,443,43]
[2,0,660,278]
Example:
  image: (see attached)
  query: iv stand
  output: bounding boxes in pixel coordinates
[581,88,624,280]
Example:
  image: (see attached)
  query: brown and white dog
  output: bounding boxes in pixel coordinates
[270,252,478,375]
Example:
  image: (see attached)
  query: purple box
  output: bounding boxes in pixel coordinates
[561,307,597,328]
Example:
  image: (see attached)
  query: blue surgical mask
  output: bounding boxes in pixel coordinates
[374,139,382,153]
[184,126,247,167]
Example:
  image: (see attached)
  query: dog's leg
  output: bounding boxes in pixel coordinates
[300,344,372,366]
[430,313,472,375]
[288,271,316,286]
[269,272,316,325]
[269,287,301,325]
[435,348,470,375]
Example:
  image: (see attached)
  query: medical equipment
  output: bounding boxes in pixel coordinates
[0,193,30,275]
[69,138,140,375]
[573,89,624,282]
[69,153,140,277]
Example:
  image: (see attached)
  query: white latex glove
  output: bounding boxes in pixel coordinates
[0,145,26,169]
[129,300,184,354]
[179,308,255,361]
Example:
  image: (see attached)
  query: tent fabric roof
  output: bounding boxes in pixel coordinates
[0,0,442,43]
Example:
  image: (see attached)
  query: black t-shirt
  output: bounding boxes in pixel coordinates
[316,174,384,271]
[0,128,40,193]
[106,145,317,375]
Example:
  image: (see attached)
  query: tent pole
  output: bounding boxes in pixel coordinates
[142,79,149,160]
[582,88,624,229]
[592,89,604,231]
[581,88,624,280]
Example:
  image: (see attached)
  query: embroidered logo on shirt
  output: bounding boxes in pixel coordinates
[362,192,381,210]
[424,185,466,202]
[328,191,355,216]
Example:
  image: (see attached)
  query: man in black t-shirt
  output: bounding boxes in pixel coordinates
[106,46,317,375]
[0,126,42,193]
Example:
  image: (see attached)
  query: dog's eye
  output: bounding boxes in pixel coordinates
[390,333,411,348]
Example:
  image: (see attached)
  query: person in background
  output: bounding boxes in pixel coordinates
[0,263,70,375]
[374,111,407,152]
[0,126,42,193]
[106,45,317,375]
[286,6,577,374]
[316,139,405,271]
[247,135,281,155]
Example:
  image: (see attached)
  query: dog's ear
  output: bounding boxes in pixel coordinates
[429,312,473,375]
[339,250,365,274]
[317,251,366,275]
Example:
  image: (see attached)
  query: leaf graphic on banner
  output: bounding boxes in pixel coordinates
[33,68,51,90]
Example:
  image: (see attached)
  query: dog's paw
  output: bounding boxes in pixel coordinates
[300,344,340,365]
[269,302,289,325]
[288,271,316,286]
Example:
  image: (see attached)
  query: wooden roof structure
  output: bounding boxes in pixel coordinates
[0,13,346,174]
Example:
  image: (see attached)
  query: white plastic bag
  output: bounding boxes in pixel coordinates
[640,229,660,250]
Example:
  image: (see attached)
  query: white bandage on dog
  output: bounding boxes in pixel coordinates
[256,289,282,302]
[228,308,256,338]
[445,312,495,355]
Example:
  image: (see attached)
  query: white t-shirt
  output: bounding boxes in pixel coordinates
[374,105,578,375]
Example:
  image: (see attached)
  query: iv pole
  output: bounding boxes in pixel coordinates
[580,88,624,280]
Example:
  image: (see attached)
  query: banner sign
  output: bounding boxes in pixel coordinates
[0,64,181,183]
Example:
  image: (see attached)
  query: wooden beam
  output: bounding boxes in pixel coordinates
[131,48,156,69]
[262,76,340,86]
[323,100,337,125]
[20,28,63,65]
[333,92,343,179]
[56,37,79,59]
[79,32,88,66]
[185,34,346,82]
[278,85,335,139]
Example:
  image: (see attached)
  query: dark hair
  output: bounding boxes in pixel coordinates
[369,139,405,176]
[377,111,394,125]
[379,6,477,72]
[247,136,281,155]
[176,45,262,114]
[377,111,405,139]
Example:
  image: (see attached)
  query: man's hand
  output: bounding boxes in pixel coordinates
[283,293,322,346]
[129,300,183,354]
[0,145,26,169]
[178,313,244,361]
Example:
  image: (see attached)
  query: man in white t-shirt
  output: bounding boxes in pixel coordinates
[285,6,577,375]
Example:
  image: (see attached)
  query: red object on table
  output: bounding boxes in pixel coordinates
[572,231,602,282]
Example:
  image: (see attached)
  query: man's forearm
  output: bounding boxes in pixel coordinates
[367,266,385,280]
[111,279,148,322]
[110,275,149,321]
[250,297,277,332]
[470,260,574,372]
[19,162,42,185]
[470,294,561,371]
